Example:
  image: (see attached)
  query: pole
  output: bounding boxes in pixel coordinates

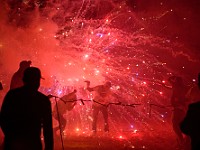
[54,97,65,150]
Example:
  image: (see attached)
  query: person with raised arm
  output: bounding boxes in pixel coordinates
[85,81,112,134]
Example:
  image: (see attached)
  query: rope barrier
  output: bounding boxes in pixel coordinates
[50,95,180,150]
[56,97,142,108]
[49,95,178,118]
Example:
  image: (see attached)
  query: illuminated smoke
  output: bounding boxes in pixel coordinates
[0,0,200,138]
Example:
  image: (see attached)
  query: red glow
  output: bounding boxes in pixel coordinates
[0,0,200,149]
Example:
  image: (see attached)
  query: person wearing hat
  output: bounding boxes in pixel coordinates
[1,67,54,150]
[10,60,32,90]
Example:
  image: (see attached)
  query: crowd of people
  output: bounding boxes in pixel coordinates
[0,60,200,150]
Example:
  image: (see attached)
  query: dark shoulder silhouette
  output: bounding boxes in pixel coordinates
[0,82,3,90]
[180,73,200,150]
[180,101,200,135]
[1,67,53,150]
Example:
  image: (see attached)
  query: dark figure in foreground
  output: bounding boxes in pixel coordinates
[167,76,188,146]
[85,81,112,133]
[180,73,200,150]
[10,60,31,90]
[0,82,3,90]
[52,89,77,134]
[1,67,54,150]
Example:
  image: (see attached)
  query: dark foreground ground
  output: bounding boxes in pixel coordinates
[51,130,189,150]
[0,129,190,150]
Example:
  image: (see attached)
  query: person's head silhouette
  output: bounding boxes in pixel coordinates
[19,60,32,72]
[23,67,42,90]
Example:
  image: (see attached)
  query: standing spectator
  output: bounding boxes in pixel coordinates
[164,76,188,146]
[1,67,54,150]
[0,82,3,90]
[180,73,200,150]
[170,76,188,146]
[10,60,31,90]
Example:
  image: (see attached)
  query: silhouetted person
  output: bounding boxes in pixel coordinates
[85,81,112,133]
[1,67,54,150]
[180,73,200,150]
[52,89,77,134]
[0,82,3,90]
[168,76,188,146]
[10,60,31,90]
